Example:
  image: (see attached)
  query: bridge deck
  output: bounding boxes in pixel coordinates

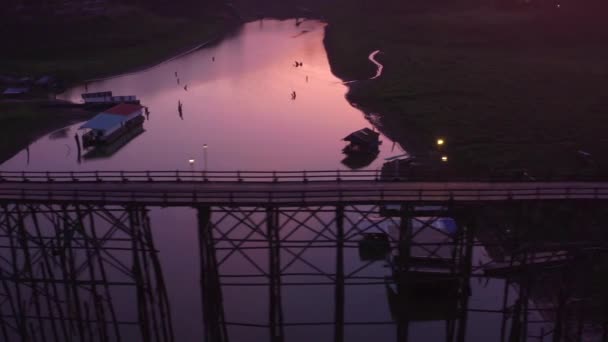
[1,180,608,206]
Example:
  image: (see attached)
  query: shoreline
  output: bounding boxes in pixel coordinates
[82,28,240,84]
[0,101,93,165]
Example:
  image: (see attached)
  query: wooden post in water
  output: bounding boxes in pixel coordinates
[74,134,81,156]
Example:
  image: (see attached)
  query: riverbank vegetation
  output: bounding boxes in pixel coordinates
[0,102,92,163]
[0,3,237,84]
[322,0,608,177]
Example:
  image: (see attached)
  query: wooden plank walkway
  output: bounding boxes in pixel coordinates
[1,180,608,206]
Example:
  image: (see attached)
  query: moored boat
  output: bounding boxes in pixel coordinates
[81,91,140,110]
[342,128,381,154]
[80,103,145,148]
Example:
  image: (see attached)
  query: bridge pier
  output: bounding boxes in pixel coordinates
[267,206,284,342]
[0,203,174,342]
[334,205,345,342]
[197,206,228,342]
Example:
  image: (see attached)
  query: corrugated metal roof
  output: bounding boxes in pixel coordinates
[103,103,143,116]
[3,87,30,95]
[79,113,128,131]
[343,128,380,144]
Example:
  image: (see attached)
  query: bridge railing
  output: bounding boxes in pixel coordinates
[1,170,607,183]
[1,186,608,204]
[0,170,383,183]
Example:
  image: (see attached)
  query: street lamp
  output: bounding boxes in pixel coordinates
[436,138,445,147]
[189,159,195,180]
[441,155,448,162]
[203,144,208,172]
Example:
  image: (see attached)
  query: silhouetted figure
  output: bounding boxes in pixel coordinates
[175,71,178,77]
[212,56,215,62]
[184,85,188,91]
[25,145,30,165]
[306,75,308,82]
[294,61,299,67]
[145,107,150,120]
[178,101,183,119]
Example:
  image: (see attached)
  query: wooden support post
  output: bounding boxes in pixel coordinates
[457,217,474,342]
[31,206,70,341]
[267,206,284,342]
[15,205,48,342]
[77,205,109,342]
[87,206,122,342]
[4,204,28,339]
[63,205,87,340]
[137,208,162,342]
[197,206,227,342]
[396,204,412,342]
[141,210,175,342]
[130,206,152,342]
[334,205,345,342]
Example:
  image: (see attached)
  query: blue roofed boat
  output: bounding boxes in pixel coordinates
[80,103,145,148]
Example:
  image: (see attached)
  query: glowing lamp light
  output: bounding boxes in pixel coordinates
[189,159,195,165]
[441,156,448,162]
[437,138,445,146]
[203,144,208,149]
[556,3,561,8]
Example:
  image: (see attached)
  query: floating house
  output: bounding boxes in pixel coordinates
[81,91,140,108]
[2,87,30,97]
[342,128,381,154]
[82,91,112,104]
[80,103,144,148]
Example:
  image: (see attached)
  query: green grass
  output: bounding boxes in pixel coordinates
[0,102,93,163]
[0,5,235,83]
[322,2,608,177]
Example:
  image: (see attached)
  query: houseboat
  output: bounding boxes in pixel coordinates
[81,91,140,109]
[342,128,382,154]
[80,103,145,148]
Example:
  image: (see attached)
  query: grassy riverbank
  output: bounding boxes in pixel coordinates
[322,1,608,177]
[0,102,93,163]
[0,5,236,83]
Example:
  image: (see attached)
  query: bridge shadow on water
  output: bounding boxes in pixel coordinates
[0,202,607,341]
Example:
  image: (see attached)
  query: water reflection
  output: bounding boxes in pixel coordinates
[2,19,402,172]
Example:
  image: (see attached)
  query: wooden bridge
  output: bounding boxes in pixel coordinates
[1,170,608,205]
[0,170,605,341]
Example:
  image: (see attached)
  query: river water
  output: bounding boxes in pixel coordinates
[3,20,395,172]
[0,19,535,341]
